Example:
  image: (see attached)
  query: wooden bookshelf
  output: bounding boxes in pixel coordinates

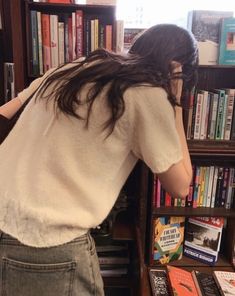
[145,65,235,295]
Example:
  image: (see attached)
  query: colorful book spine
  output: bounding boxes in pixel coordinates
[30,10,39,76]
[41,13,51,71]
[76,10,83,58]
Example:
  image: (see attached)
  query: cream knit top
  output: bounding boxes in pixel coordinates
[0,63,182,247]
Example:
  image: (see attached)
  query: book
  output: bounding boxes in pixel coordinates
[167,266,199,296]
[213,271,235,296]
[115,19,124,53]
[124,28,144,52]
[152,217,185,264]
[219,18,235,65]
[192,270,221,296]
[30,10,39,76]
[149,269,170,296]
[187,10,233,65]
[41,13,51,72]
[224,89,235,140]
[3,63,15,102]
[184,217,224,265]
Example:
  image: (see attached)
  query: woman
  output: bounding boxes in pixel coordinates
[0,24,198,295]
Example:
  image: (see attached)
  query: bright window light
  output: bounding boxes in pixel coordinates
[116,0,235,28]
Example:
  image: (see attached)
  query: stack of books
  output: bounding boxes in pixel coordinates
[149,266,235,296]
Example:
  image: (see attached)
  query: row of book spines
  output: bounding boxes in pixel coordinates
[185,88,235,141]
[30,10,113,76]
[152,166,235,209]
[152,175,185,208]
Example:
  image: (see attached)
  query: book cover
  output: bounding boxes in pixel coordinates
[3,63,15,102]
[184,217,224,265]
[124,28,144,52]
[50,14,59,68]
[167,266,199,296]
[224,89,235,140]
[187,10,233,65]
[75,10,83,58]
[219,18,235,65]
[149,269,170,296]
[152,217,185,264]
[213,271,235,296]
[41,13,51,71]
[192,270,221,296]
[30,10,39,76]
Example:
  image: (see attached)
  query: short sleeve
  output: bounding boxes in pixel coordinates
[128,86,183,174]
[17,68,56,104]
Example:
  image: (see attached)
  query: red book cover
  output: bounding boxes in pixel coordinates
[76,10,83,58]
[41,13,51,72]
[165,192,172,207]
[167,266,199,296]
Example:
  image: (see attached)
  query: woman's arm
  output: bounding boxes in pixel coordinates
[157,106,192,198]
[0,97,22,119]
[157,62,192,198]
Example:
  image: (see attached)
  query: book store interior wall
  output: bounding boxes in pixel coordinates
[1,1,235,296]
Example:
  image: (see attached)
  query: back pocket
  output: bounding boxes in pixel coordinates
[2,257,76,296]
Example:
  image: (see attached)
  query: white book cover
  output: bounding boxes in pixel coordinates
[206,166,215,208]
[209,92,219,139]
[50,15,59,68]
[194,92,204,139]
[115,20,124,53]
[203,166,210,207]
[200,90,209,139]
[58,22,65,66]
[213,271,235,296]
[221,94,228,139]
[184,217,224,264]
[224,89,235,140]
[198,40,218,65]
[210,166,218,208]
[37,11,43,75]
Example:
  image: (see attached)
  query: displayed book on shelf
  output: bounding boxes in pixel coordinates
[149,267,233,296]
[187,10,234,65]
[213,270,235,296]
[167,265,199,296]
[152,217,185,265]
[192,270,221,296]
[218,17,235,65]
[148,269,170,296]
[184,217,224,265]
[124,28,144,52]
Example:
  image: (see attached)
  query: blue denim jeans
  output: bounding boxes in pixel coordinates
[0,230,104,296]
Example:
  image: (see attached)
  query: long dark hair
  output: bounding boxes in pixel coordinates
[36,24,198,133]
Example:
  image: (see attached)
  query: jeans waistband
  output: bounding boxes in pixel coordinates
[0,229,90,247]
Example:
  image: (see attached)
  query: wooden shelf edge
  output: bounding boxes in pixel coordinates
[150,254,232,268]
[152,207,235,217]
[187,140,235,157]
